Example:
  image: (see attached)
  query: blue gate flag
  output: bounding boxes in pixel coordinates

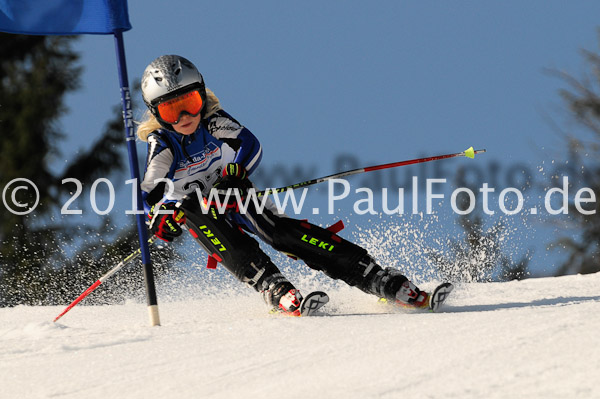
[0,0,131,35]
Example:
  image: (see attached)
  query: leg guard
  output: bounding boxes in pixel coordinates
[270,217,416,300]
[271,217,372,286]
[181,200,280,291]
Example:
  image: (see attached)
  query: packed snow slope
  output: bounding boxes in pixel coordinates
[1,272,599,399]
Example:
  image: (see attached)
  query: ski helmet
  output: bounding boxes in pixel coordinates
[141,55,207,130]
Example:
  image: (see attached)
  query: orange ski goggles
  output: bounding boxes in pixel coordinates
[156,90,204,124]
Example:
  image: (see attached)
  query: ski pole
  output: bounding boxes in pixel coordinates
[256,146,486,197]
[53,236,159,322]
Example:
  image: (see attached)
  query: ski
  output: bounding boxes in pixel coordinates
[378,282,454,312]
[428,282,454,312]
[300,291,329,316]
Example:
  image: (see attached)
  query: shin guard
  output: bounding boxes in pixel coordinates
[181,201,279,290]
[271,217,371,286]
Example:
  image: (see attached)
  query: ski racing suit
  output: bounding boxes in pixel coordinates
[140,109,411,306]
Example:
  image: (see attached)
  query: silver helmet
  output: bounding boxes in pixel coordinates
[141,55,207,129]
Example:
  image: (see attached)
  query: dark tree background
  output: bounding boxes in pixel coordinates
[429,36,600,282]
[549,37,600,276]
[428,171,531,283]
[2,31,599,306]
[0,34,182,306]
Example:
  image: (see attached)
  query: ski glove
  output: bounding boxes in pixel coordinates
[148,203,186,242]
[209,163,252,212]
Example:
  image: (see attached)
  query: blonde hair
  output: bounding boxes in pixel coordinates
[136,88,222,142]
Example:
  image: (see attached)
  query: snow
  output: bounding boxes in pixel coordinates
[1,273,599,399]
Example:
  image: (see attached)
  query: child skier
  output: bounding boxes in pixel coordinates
[138,54,430,316]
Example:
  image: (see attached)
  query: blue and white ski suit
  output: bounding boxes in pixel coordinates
[140,109,278,243]
[140,107,409,302]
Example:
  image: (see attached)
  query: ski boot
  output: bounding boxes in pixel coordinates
[376,272,454,312]
[276,289,305,316]
[369,266,429,309]
[260,274,329,316]
[392,280,429,309]
[260,274,304,316]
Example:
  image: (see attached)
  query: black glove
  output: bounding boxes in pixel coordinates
[148,202,186,242]
[209,163,252,212]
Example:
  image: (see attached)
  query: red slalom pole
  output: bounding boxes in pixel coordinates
[53,236,158,323]
[257,147,486,197]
